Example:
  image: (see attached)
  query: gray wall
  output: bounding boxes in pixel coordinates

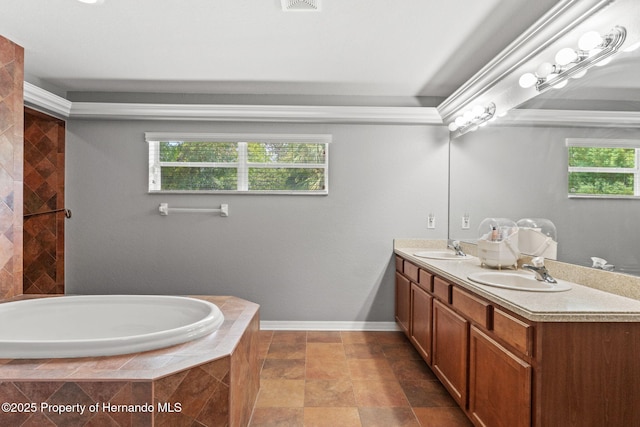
[449,125,640,275]
[66,120,449,321]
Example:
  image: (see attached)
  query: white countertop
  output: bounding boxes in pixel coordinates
[395,247,640,322]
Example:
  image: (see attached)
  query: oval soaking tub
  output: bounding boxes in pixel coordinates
[0,295,224,359]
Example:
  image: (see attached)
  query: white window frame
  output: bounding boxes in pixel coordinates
[146,132,330,195]
[566,138,640,199]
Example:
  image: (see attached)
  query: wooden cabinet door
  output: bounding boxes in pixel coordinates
[432,299,468,407]
[395,272,411,334]
[410,282,432,364]
[469,326,532,427]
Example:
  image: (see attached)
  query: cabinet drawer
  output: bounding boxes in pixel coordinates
[395,256,404,273]
[404,261,420,282]
[418,269,433,292]
[452,287,491,329]
[493,308,533,356]
[433,277,452,303]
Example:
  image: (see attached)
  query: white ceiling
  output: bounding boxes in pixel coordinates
[1,0,560,99]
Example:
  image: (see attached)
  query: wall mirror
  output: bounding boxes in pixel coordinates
[448,7,640,276]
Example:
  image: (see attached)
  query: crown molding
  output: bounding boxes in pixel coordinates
[22,83,442,124]
[500,109,640,128]
[69,102,442,124]
[23,82,72,117]
[23,81,442,124]
[437,0,616,122]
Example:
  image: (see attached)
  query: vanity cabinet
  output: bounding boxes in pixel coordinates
[395,253,640,427]
[395,272,410,334]
[410,282,432,363]
[432,299,468,406]
[395,256,533,426]
[469,325,531,427]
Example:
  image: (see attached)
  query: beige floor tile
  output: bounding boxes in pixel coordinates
[266,342,306,360]
[307,331,342,343]
[352,380,409,407]
[255,379,305,408]
[306,343,346,360]
[358,407,421,427]
[306,357,349,380]
[260,359,306,380]
[304,379,356,407]
[271,331,307,344]
[303,407,362,427]
[347,358,396,381]
[412,407,473,427]
[345,343,386,359]
[249,407,304,427]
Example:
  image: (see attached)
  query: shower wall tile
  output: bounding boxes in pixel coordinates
[0,35,23,300]
[23,109,65,295]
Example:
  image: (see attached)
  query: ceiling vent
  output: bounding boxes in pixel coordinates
[281,0,320,11]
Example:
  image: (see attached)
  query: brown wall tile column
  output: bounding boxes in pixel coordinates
[0,35,24,299]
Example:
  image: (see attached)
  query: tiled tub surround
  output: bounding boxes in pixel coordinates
[394,239,640,320]
[0,296,260,427]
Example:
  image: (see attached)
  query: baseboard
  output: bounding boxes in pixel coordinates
[260,321,400,331]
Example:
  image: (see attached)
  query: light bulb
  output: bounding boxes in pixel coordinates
[595,56,613,67]
[552,80,568,89]
[454,116,466,127]
[519,73,538,88]
[463,111,475,122]
[555,48,578,66]
[448,122,459,132]
[536,62,555,78]
[571,69,587,79]
[578,31,603,50]
[471,105,485,117]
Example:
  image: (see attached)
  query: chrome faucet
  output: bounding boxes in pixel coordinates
[449,240,466,257]
[522,257,557,283]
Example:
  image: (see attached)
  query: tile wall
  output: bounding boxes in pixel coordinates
[23,109,66,294]
[0,35,24,300]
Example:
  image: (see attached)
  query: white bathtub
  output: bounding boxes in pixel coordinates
[0,295,224,359]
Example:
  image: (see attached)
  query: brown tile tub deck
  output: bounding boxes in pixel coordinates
[0,296,260,427]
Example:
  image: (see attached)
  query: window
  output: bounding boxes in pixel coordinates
[147,133,330,194]
[566,138,640,198]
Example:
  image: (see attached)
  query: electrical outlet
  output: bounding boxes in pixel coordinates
[427,213,436,229]
[462,214,470,229]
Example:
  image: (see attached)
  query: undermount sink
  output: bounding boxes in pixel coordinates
[467,271,572,292]
[413,250,471,260]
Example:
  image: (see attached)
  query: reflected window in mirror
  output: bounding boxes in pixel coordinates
[567,138,640,198]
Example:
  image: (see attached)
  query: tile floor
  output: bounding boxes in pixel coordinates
[249,330,473,427]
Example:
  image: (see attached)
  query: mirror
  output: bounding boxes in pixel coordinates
[449,45,640,276]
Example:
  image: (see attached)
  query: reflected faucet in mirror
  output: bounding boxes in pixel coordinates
[449,240,466,257]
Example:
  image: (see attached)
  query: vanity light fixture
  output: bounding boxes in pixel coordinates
[447,103,496,134]
[77,0,104,4]
[519,26,627,92]
[281,0,320,11]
